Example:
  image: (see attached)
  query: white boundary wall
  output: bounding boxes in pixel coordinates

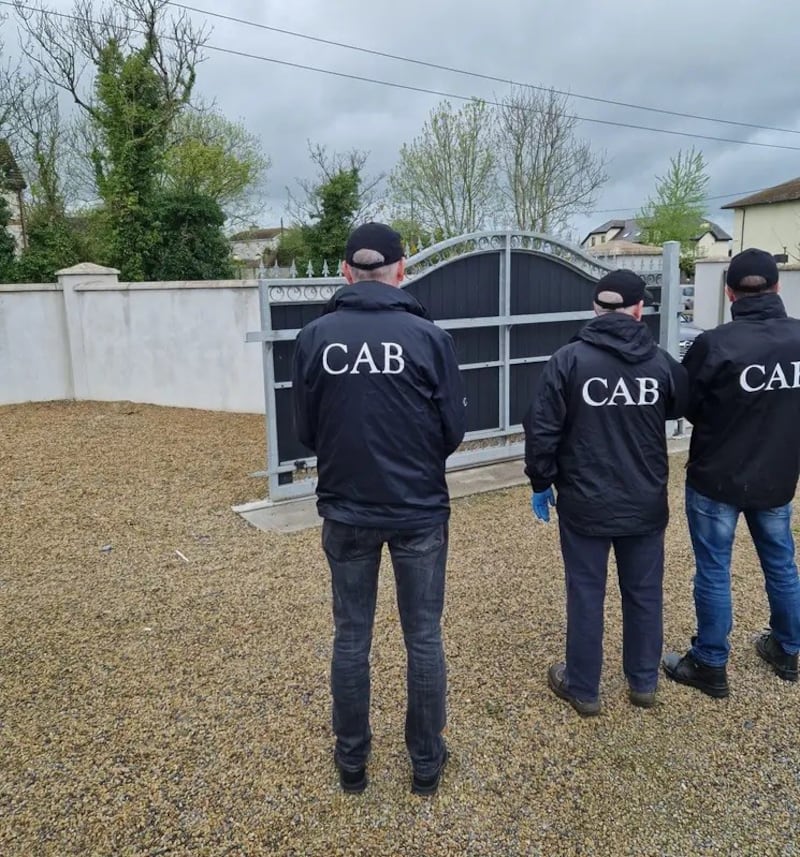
[0,263,265,412]
[695,259,800,331]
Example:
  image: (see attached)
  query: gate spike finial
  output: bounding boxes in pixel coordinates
[289,259,297,278]
[306,260,315,277]
[321,260,330,277]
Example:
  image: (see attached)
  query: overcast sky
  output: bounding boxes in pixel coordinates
[5,0,800,242]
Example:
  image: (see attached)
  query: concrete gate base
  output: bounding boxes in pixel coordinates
[234,436,691,535]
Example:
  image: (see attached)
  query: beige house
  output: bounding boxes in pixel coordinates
[0,139,27,252]
[721,177,800,259]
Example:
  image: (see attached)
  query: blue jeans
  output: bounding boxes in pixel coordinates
[686,484,800,667]
[321,519,448,778]
[559,520,665,701]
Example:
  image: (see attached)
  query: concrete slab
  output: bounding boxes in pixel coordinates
[233,435,691,535]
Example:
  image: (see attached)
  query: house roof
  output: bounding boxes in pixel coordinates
[582,218,640,244]
[721,177,800,209]
[230,227,283,241]
[694,220,732,241]
[0,139,26,192]
[584,216,731,247]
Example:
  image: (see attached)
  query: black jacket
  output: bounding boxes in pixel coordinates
[523,313,688,536]
[684,292,800,509]
[292,281,466,528]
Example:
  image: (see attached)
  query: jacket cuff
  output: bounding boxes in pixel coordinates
[530,478,552,493]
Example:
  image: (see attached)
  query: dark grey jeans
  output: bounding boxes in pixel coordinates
[321,518,448,778]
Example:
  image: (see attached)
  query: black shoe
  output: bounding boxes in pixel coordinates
[336,762,367,794]
[662,651,729,698]
[628,687,657,709]
[412,745,448,796]
[547,663,601,716]
[756,632,799,682]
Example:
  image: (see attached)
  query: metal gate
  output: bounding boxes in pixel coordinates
[246,232,681,503]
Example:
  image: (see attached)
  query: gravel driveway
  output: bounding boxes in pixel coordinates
[2,401,798,856]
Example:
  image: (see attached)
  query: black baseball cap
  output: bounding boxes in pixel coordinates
[726,248,779,291]
[345,222,405,270]
[593,269,652,309]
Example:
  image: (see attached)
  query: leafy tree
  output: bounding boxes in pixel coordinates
[495,87,607,234]
[300,167,360,273]
[274,225,308,269]
[0,195,17,280]
[389,216,443,256]
[14,204,84,282]
[145,190,233,280]
[390,99,497,237]
[16,0,205,279]
[163,105,270,225]
[637,148,710,274]
[287,142,384,227]
[279,147,366,274]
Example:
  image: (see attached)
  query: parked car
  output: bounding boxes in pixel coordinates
[679,313,702,360]
[682,285,695,314]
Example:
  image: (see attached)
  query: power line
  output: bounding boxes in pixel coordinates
[6,0,800,154]
[167,0,800,138]
[198,43,800,153]
[590,186,765,215]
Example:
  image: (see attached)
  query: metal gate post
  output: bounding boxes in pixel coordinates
[498,235,512,438]
[659,240,683,436]
[659,240,681,358]
[257,279,283,500]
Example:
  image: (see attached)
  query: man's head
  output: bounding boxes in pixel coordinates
[725,248,780,302]
[343,222,405,286]
[592,269,650,320]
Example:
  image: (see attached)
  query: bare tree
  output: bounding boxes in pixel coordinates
[8,76,68,211]
[0,13,28,135]
[390,99,497,237]
[287,142,385,227]
[495,87,607,235]
[13,0,207,122]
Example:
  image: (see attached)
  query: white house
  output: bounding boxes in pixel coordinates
[581,217,731,259]
[230,227,283,267]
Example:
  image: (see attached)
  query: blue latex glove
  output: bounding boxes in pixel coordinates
[531,487,556,523]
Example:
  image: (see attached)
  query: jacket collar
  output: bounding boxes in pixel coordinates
[323,281,431,320]
[731,292,787,322]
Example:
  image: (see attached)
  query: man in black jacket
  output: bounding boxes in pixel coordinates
[292,222,465,795]
[664,248,800,696]
[524,270,688,716]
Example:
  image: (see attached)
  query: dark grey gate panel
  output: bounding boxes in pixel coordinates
[247,232,681,503]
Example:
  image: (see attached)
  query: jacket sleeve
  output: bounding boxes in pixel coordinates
[523,353,568,492]
[433,331,467,457]
[291,333,317,453]
[682,334,712,425]
[664,352,689,420]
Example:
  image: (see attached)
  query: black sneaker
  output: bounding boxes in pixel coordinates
[412,745,448,796]
[547,663,601,716]
[756,632,799,682]
[662,651,729,698]
[336,762,367,794]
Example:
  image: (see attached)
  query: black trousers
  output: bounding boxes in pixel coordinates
[559,519,665,701]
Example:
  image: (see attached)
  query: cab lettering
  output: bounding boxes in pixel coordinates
[322,342,405,375]
[582,377,660,407]
[740,361,800,392]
